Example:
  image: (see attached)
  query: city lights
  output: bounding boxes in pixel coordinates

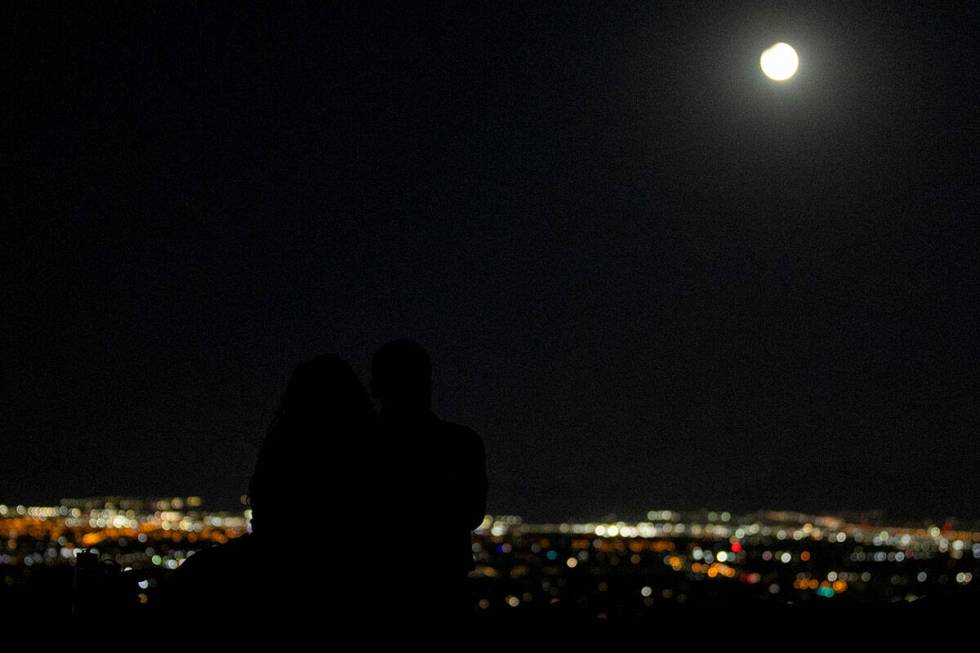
[1,499,977,615]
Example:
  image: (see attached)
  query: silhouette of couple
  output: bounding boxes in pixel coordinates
[160,340,487,622]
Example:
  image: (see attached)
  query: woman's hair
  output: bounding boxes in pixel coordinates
[247,354,374,533]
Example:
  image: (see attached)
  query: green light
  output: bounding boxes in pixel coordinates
[816,587,835,598]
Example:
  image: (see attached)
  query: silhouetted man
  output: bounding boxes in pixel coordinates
[371,340,487,618]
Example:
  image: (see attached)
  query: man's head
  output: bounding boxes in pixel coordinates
[371,339,432,414]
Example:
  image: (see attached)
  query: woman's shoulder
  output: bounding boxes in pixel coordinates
[156,534,269,614]
[169,534,260,586]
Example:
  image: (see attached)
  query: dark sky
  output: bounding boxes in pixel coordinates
[4,2,978,519]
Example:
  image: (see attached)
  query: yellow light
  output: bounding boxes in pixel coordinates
[760,43,799,81]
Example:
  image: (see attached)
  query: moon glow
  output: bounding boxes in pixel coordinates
[760,42,799,81]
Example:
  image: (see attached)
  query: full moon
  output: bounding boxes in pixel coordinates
[760,42,799,81]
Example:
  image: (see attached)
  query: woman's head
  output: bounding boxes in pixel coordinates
[277,354,373,429]
[248,354,374,533]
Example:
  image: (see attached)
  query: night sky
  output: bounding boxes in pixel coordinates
[4,2,979,519]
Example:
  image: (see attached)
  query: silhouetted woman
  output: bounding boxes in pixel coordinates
[158,354,376,619]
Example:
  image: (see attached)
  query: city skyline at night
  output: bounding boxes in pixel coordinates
[2,496,977,614]
[4,1,979,617]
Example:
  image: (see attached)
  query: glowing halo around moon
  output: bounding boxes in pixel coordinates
[760,42,799,81]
